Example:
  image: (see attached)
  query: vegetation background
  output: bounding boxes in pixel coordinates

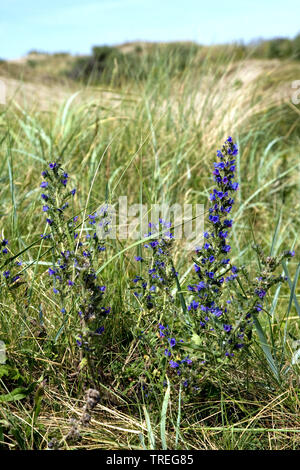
[0,37,299,450]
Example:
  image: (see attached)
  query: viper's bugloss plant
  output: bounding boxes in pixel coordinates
[183,137,295,374]
[0,237,23,288]
[39,162,110,380]
[128,219,186,394]
[127,137,296,394]
[132,219,178,310]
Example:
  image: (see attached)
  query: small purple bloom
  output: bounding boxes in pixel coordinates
[169,360,179,368]
[223,324,232,333]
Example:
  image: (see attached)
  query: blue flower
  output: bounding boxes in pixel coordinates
[188,300,199,311]
[255,289,266,298]
[223,324,232,333]
[169,360,180,368]
[95,326,105,335]
[222,245,231,253]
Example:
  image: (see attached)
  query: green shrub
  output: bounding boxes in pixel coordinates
[267,38,292,59]
[292,33,300,60]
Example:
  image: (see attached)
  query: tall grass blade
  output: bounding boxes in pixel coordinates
[160,376,170,450]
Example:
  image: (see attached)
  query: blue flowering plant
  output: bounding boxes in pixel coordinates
[127,219,187,394]
[0,237,24,290]
[126,137,296,395]
[132,219,178,311]
[182,137,295,374]
[39,161,110,378]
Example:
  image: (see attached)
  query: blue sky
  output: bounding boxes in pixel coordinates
[0,0,299,59]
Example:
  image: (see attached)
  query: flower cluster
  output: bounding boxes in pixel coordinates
[40,162,76,242]
[186,137,296,361]
[1,238,23,287]
[40,162,110,349]
[132,219,178,310]
[158,324,194,388]
[186,137,248,357]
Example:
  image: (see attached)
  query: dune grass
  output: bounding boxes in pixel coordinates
[0,49,299,450]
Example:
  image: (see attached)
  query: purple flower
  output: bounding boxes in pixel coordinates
[196,281,206,291]
[224,219,232,227]
[95,326,105,335]
[100,306,111,315]
[194,264,201,273]
[209,215,219,224]
[188,300,199,311]
[255,289,266,298]
[169,360,180,368]
[223,324,232,333]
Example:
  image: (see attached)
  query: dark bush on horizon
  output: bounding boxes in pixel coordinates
[67,42,202,85]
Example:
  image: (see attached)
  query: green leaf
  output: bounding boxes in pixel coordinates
[282,261,300,318]
[191,332,201,346]
[253,316,280,383]
[160,376,170,450]
[0,383,36,403]
[143,406,156,450]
